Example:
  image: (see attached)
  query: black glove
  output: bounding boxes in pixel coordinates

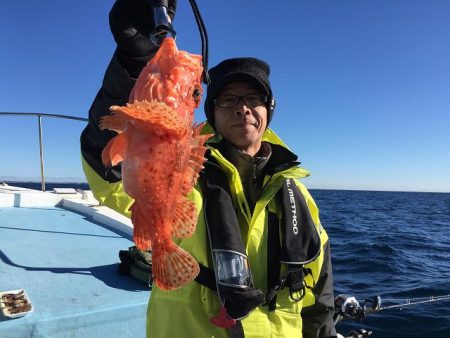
[220,285,266,320]
[109,0,177,78]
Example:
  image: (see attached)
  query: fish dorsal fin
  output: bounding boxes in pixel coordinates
[179,124,212,196]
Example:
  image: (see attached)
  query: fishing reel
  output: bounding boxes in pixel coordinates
[341,329,373,338]
[334,294,381,322]
[334,295,378,338]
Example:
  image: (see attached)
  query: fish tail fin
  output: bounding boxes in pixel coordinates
[152,243,200,290]
[101,132,128,166]
[171,198,197,239]
[131,203,153,250]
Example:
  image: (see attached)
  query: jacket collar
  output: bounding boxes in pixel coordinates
[205,126,302,176]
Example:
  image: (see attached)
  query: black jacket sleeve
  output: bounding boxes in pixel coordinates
[80,51,136,183]
[80,0,171,184]
[302,240,337,338]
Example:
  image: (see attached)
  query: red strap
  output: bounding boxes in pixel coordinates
[211,305,236,328]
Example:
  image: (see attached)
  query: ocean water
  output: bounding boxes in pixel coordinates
[5,182,450,337]
[311,189,450,338]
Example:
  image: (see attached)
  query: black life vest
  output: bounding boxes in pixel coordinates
[196,153,321,335]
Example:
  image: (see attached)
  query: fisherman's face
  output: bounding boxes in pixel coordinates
[213,82,268,157]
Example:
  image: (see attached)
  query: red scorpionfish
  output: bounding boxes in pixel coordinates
[100,37,211,290]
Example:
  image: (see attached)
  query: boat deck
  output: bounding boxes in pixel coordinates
[0,185,149,338]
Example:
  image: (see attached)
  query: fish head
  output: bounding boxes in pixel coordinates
[130,37,204,122]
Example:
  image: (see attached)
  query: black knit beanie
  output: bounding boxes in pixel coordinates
[204,57,274,129]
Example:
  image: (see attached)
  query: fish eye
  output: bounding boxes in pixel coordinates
[192,87,202,105]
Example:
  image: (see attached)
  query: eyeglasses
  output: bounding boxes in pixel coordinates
[214,94,268,108]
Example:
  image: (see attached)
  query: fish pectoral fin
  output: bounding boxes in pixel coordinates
[101,132,129,166]
[99,111,127,133]
[171,198,197,239]
[152,243,200,291]
[131,203,153,251]
[111,100,188,137]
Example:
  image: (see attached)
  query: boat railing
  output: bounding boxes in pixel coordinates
[0,112,88,192]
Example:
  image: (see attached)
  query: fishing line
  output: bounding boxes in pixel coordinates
[188,0,210,84]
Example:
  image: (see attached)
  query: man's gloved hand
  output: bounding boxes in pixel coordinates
[109,0,177,78]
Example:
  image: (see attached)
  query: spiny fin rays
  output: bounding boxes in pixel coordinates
[101,132,129,167]
[178,124,212,195]
[131,203,153,251]
[171,198,197,239]
[152,243,200,291]
[109,100,190,137]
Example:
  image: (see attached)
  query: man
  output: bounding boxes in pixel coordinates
[146,57,338,338]
[80,1,337,337]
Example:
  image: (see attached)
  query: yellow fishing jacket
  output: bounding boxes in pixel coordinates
[82,130,336,337]
[145,131,336,338]
[80,54,336,338]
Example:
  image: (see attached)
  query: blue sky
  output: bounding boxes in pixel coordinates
[1,1,449,192]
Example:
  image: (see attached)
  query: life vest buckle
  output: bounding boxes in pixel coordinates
[265,269,290,305]
[288,266,304,292]
[266,266,309,305]
[287,266,307,302]
[289,284,306,302]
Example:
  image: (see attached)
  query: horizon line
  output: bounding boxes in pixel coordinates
[2,178,449,194]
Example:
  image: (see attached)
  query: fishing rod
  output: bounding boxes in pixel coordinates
[369,294,450,312]
[334,293,450,323]
[334,293,450,338]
